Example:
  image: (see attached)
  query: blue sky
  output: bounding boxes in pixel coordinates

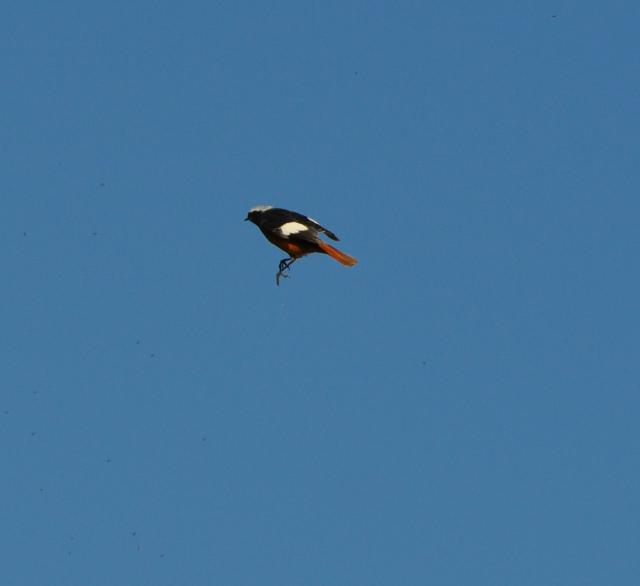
[2,1,639,584]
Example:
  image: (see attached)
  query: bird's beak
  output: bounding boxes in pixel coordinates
[244,217,249,221]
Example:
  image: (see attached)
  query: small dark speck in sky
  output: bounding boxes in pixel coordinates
[150,353,155,358]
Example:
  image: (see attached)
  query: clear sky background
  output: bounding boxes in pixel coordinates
[2,1,639,584]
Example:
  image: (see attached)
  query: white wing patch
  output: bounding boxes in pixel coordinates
[279,221,309,236]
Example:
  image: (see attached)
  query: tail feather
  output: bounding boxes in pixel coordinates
[318,241,358,266]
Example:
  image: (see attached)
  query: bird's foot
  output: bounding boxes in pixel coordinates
[276,257,296,286]
[275,270,289,286]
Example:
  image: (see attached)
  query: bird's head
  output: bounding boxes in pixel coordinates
[245,205,273,224]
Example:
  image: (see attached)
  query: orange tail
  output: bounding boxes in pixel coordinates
[318,241,358,266]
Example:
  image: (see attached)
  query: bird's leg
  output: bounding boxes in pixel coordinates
[278,257,295,272]
[276,257,296,286]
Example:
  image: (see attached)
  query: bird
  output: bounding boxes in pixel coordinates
[245,205,357,285]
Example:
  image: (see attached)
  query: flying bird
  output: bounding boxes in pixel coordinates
[245,205,358,285]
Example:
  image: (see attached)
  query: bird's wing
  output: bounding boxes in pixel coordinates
[283,209,340,241]
[260,208,339,242]
[273,219,321,243]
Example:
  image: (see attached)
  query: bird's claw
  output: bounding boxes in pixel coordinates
[275,271,290,286]
[276,257,296,285]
